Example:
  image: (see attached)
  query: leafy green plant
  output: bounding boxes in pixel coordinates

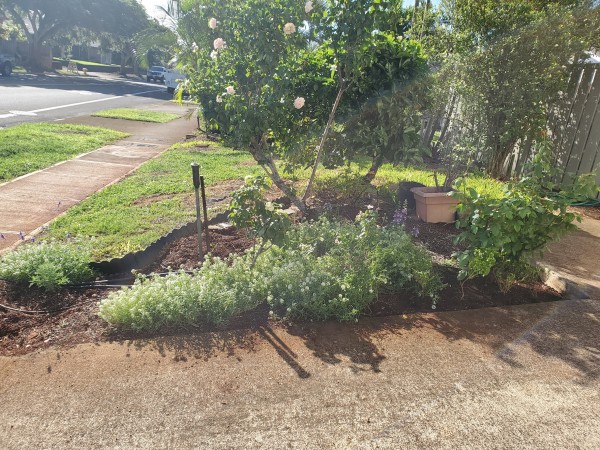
[453,141,596,290]
[0,241,95,290]
[229,175,291,265]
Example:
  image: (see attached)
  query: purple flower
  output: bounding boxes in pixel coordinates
[31,237,35,243]
[392,206,408,225]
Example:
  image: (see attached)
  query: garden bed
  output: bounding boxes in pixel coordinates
[0,213,560,357]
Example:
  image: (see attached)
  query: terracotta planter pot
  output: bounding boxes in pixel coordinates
[410,186,459,223]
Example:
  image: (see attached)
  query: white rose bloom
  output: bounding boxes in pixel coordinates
[305,1,314,13]
[294,97,305,109]
[216,95,223,103]
[213,37,226,50]
[209,18,217,29]
[226,86,236,95]
[283,22,296,35]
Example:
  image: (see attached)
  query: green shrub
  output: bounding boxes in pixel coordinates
[0,241,94,290]
[261,212,443,321]
[453,142,597,290]
[229,175,291,265]
[98,254,267,331]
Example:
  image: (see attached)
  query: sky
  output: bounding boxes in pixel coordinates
[139,0,170,19]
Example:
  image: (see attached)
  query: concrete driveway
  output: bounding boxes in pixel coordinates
[1,299,598,449]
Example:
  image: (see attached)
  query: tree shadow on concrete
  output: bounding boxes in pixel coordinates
[284,299,599,382]
[117,299,599,383]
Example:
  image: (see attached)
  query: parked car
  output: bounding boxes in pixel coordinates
[164,68,185,94]
[0,53,14,77]
[146,66,166,83]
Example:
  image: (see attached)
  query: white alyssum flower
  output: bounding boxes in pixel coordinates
[209,18,217,29]
[210,50,218,60]
[213,37,226,50]
[226,86,235,95]
[216,95,223,103]
[191,42,199,52]
[283,22,296,35]
[305,1,314,13]
[294,97,305,109]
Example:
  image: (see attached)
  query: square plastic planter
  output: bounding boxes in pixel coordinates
[410,186,459,223]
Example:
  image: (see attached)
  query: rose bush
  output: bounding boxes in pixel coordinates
[175,1,424,211]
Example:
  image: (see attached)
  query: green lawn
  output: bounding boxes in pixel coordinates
[53,57,120,68]
[307,160,505,199]
[47,141,263,259]
[92,108,181,123]
[0,123,128,182]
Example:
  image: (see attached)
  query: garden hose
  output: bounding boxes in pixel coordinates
[570,198,600,206]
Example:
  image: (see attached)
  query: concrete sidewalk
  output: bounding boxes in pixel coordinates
[0,103,197,252]
[0,299,598,449]
[539,215,600,299]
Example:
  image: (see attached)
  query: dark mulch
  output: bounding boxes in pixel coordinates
[570,205,600,221]
[368,266,560,317]
[0,282,111,356]
[0,194,563,357]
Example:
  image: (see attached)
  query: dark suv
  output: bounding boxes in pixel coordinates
[146,66,166,83]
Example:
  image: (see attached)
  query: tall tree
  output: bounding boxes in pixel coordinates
[0,0,150,69]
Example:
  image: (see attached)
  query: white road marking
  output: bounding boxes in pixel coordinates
[29,88,163,114]
[0,88,163,120]
[9,110,37,116]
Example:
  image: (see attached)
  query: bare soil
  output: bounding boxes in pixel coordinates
[570,205,600,221]
[0,193,561,357]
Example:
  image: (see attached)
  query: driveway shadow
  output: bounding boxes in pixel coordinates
[118,299,599,382]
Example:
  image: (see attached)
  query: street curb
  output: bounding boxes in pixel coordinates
[539,266,591,300]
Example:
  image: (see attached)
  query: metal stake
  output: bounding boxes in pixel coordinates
[191,163,204,261]
[200,175,210,252]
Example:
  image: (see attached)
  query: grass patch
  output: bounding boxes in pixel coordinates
[92,108,181,123]
[0,123,128,182]
[53,57,120,68]
[309,160,505,199]
[47,141,262,259]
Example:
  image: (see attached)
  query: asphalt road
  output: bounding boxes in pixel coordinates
[0,73,171,128]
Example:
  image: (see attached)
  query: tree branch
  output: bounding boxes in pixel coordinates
[302,80,348,203]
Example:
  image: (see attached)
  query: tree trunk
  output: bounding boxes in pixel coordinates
[28,38,45,71]
[249,137,308,215]
[363,153,385,184]
[120,51,127,75]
